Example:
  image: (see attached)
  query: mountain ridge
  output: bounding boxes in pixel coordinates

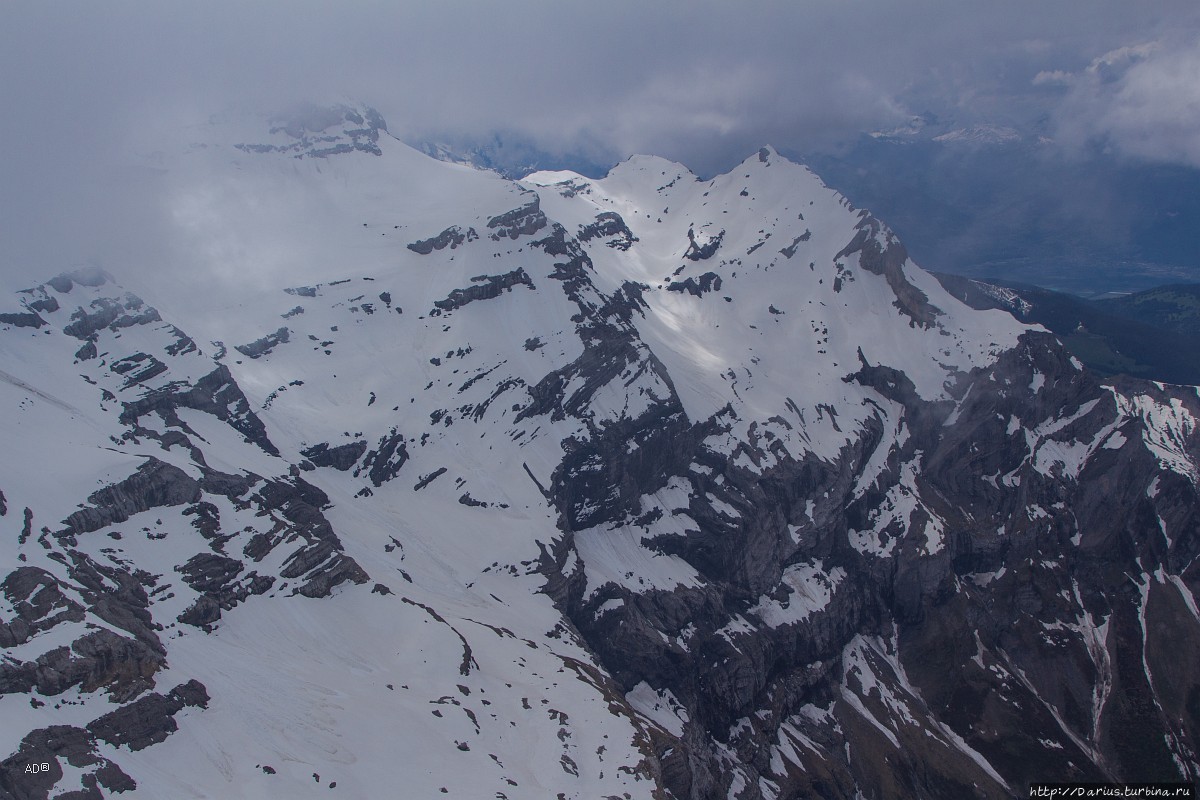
[1,106,1197,799]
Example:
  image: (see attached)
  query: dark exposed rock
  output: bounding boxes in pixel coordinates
[357,429,408,487]
[486,196,547,241]
[0,568,85,647]
[25,294,60,314]
[59,458,201,537]
[252,478,370,597]
[120,365,279,456]
[182,501,221,539]
[414,467,447,491]
[457,493,486,507]
[285,285,319,298]
[280,539,368,598]
[109,352,169,387]
[178,595,221,628]
[0,628,163,701]
[684,228,724,261]
[177,553,244,595]
[242,532,275,562]
[198,467,258,499]
[74,339,97,360]
[407,225,477,254]
[0,725,136,800]
[0,311,45,328]
[87,680,209,751]
[234,326,290,359]
[779,230,811,258]
[432,268,535,314]
[61,293,159,341]
[578,211,638,250]
[163,325,198,356]
[600,282,651,323]
[301,440,368,471]
[835,212,941,328]
[667,272,722,297]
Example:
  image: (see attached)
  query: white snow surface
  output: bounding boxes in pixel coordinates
[526,146,1028,465]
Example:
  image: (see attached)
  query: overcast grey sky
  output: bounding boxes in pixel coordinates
[3,1,1199,291]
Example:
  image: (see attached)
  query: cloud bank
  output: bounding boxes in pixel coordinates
[1046,37,1200,166]
[2,0,1198,291]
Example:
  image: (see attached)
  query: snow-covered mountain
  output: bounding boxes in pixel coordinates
[2,105,1198,799]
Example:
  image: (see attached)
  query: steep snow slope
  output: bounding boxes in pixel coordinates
[2,107,1199,800]
[527,146,1027,455]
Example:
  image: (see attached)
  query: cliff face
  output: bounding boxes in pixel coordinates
[0,111,1196,799]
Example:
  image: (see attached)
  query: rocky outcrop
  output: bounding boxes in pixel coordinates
[431,268,535,315]
[0,568,85,647]
[301,440,368,471]
[59,292,159,341]
[684,228,724,260]
[778,230,811,259]
[0,725,136,799]
[59,458,201,537]
[234,326,290,359]
[486,196,547,241]
[357,429,409,487]
[87,680,209,751]
[407,225,478,254]
[578,211,638,250]
[0,311,45,328]
[175,554,276,628]
[237,104,388,158]
[836,212,942,329]
[252,478,370,597]
[119,365,279,456]
[109,352,169,387]
[0,628,164,701]
[667,272,722,297]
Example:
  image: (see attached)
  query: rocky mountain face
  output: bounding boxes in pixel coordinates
[1,108,1197,799]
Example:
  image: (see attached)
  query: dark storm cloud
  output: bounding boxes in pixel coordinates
[2,0,1198,290]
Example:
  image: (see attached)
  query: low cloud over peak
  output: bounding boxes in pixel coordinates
[3,1,1199,291]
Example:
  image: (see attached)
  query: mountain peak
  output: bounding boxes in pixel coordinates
[269,102,388,138]
[610,152,697,177]
[221,102,391,159]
